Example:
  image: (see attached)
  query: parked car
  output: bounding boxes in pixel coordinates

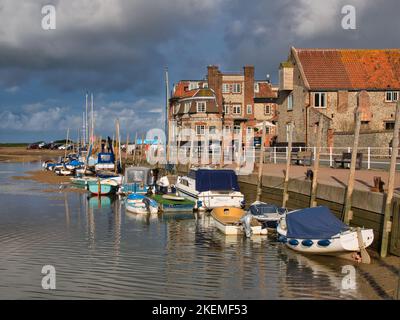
[38,142,47,149]
[58,144,73,150]
[27,143,39,150]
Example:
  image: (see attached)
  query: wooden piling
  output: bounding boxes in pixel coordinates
[256,121,266,202]
[343,103,362,225]
[380,101,400,257]
[282,122,293,208]
[310,114,324,207]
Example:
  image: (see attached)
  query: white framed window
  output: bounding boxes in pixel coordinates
[287,94,293,111]
[232,83,241,93]
[222,83,230,93]
[189,82,199,90]
[254,83,259,93]
[386,91,399,102]
[196,125,205,135]
[184,102,191,113]
[223,104,229,114]
[246,127,253,134]
[246,105,252,114]
[196,101,206,113]
[233,125,241,134]
[264,105,271,115]
[314,92,326,108]
[265,126,270,134]
[232,105,241,115]
[224,125,231,133]
[209,126,216,134]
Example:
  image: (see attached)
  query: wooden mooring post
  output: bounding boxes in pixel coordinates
[310,114,323,207]
[282,122,293,208]
[343,104,362,225]
[380,101,400,257]
[256,121,266,202]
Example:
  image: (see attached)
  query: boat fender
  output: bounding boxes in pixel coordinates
[278,235,287,243]
[240,200,246,208]
[196,200,203,209]
[317,239,331,247]
[288,239,299,246]
[301,239,314,247]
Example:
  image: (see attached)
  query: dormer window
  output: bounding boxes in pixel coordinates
[196,101,206,113]
[232,83,241,93]
[222,83,230,93]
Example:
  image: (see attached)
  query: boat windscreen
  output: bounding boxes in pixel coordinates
[250,204,279,216]
[195,169,240,192]
[126,169,146,183]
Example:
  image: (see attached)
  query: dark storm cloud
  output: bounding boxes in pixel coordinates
[0,0,223,93]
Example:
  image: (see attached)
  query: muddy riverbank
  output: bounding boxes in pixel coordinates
[0,147,64,163]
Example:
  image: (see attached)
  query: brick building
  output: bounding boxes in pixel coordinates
[169,65,278,149]
[277,47,400,148]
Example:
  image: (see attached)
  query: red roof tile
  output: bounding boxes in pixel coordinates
[295,48,400,90]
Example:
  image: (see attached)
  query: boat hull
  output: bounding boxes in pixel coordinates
[125,194,159,214]
[87,181,118,195]
[211,207,267,236]
[277,225,374,254]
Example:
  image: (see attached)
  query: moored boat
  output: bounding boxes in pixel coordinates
[176,168,245,211]
[277,206,374,256]
[125,193,158,214]
[248,201,287,228]
[120,166,154,195]
[210,207,267,236]
[86,179,119,195]
[150,194,195,213]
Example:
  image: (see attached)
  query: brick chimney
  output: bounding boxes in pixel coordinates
[244,65,255,119]
[207,65,222,112]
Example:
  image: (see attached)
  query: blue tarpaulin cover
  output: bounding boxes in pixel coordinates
[97,153,115,164]
[286,206,348,239]
[195,169,240,192]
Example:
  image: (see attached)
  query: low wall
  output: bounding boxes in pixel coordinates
[333,131,394,154]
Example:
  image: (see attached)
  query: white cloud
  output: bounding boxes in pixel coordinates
[5,86,19,93]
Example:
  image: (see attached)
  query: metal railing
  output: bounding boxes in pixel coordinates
[153,145,400,171]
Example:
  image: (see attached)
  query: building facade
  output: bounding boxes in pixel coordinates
[276,47,400,148]
[169,65,278,150]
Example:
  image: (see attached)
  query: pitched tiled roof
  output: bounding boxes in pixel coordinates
[294,48,400,90]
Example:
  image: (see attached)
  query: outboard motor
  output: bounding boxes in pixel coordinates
[142,197,151,213]
[240,212,253,238]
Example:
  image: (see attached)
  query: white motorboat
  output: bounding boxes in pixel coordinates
[176,168,245,211]
[277,206,374,255]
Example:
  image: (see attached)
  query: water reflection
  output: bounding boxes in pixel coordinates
[0,162,374,299]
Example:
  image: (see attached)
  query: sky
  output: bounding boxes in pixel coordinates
[0,0,399,142]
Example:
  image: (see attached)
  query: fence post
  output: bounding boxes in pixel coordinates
[367,147,371,170]
[274,147,277,164]
[329,147,333,167]
[313,146,316,161]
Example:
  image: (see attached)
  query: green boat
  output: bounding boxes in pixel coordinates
[150,194,195,213]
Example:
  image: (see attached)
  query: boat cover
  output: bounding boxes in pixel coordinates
[250,203,280,216]
[195,169,240,192]
[286,206,348,239]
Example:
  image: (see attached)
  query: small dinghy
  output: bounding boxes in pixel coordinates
[211,207,267,237]
[277,206,374,259]
[248,201,287,228]
[125,193,159,214]
[149,194,195,213]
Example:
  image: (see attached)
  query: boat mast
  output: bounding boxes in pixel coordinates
[91,93,94,143]
[165,67,170,164]
[85,92,89,146]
